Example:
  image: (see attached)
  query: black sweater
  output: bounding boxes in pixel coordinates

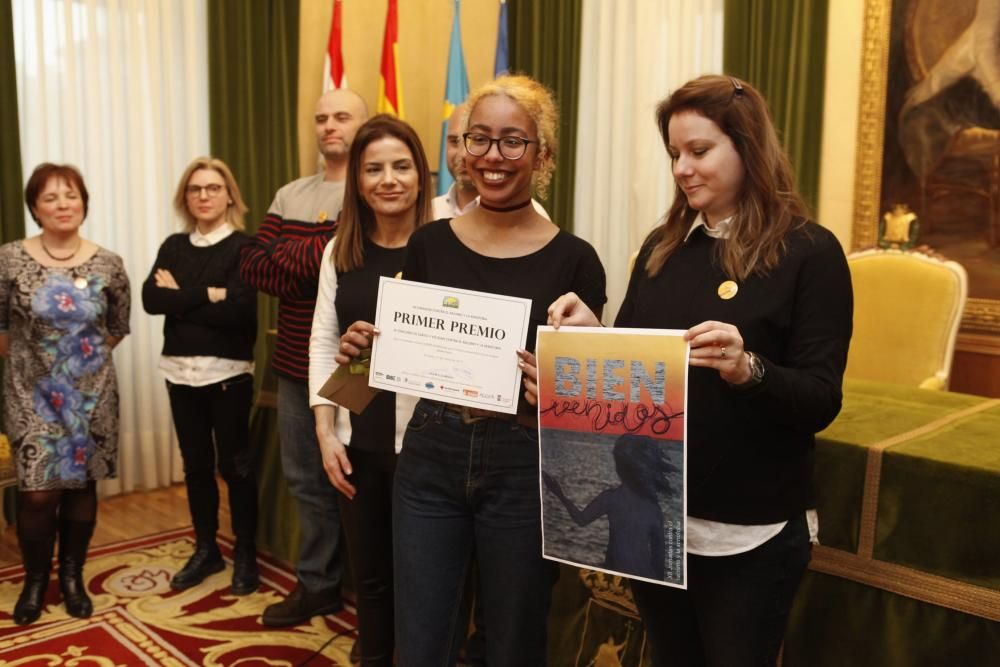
[142,232,257,360]
[616,222,853,524]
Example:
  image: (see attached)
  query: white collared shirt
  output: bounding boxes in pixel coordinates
[189,221,235,247]
[683,212,733,242]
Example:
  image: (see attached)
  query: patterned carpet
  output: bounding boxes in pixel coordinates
[0,528,357,666]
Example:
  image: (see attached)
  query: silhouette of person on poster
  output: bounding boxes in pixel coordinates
[543,434,679,580]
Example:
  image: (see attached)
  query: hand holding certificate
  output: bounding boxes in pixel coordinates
[369,277,532,413]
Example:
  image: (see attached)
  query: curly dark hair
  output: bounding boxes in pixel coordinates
[612,434,679,500]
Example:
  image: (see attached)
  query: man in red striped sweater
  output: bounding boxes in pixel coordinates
[240,89,367,627]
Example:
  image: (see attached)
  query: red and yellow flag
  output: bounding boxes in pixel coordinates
[377,0,404,117]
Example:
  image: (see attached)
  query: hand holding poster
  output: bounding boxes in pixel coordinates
[536,327,688,588]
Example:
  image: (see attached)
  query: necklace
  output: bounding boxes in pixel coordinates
[40,235,82,262]
[480,199,533,213]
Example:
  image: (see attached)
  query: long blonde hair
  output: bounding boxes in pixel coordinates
[172,157,249,233]
[645,75,809,281]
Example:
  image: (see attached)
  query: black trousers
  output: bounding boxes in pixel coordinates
[338,446,397,667]
[631,514,810,667]
[166,373,257,545]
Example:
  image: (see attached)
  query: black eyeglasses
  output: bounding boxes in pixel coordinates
[186,184,226,198]
[463,132,538,160]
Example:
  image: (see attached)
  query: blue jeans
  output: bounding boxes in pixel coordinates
[631,514,811,666]
[393,400,554,666]
[277,377,343,596]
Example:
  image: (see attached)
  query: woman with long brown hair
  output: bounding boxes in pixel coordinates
[532,74,853,665]
[309,114,430,665]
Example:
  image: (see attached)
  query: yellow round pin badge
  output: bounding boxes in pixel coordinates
[717,280,738,300]
[317,210,328,223]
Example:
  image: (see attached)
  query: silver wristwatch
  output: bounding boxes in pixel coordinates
[734,351,765,390]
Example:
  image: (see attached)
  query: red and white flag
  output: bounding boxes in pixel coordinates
[323,0,347,90]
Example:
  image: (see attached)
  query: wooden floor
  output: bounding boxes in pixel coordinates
[0,483,229,568]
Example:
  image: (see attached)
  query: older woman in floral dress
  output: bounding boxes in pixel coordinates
[0,163,130,625]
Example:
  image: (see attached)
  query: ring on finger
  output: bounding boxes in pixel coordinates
[720,346,727,359]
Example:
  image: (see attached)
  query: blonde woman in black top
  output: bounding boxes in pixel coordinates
[142,157,259,595]
[338,74,606,666]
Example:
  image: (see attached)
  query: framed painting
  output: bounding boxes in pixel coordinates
[852,0,1000,334]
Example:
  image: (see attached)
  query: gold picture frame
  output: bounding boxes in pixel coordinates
[851,0,1000,334]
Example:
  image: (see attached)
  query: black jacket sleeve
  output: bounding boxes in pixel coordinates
[739,228,854,434]
[141,237,210,316]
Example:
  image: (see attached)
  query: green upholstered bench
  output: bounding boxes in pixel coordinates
[783,379,1000,666]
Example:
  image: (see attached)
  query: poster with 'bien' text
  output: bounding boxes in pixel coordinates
[536,327,688,588]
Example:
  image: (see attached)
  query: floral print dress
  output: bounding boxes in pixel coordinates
[0,241,130,490]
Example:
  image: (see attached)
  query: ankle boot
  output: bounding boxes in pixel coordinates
[13,530,55,625]
[231,540,260,596]
[58,518,95,618]
[170,539,224,590]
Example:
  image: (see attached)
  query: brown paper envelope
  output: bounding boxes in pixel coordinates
[318,365,380,414]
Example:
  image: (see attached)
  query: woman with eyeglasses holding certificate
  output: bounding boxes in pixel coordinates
[142,157,260,596]
[526,75,853,666]
[337,75,606,665]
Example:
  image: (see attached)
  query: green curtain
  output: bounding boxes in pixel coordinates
[508,0,583,232]
[723,0,829,214]
[1,0,24,513]
[208,0,299,236]
[207,0,301,563]
[207,0,300,398]
[1,0,24,246]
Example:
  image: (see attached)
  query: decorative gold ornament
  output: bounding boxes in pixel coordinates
[579,569,639,616]
[880,204,919,249]
[717,281,739,300]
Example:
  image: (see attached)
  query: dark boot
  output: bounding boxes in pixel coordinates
[230,541,260,596]
[58,518,95,618]
[13,530,55,625]
[261,583,343,627]
[170,539,224,590]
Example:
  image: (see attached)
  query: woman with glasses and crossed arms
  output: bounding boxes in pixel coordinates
[523,75,853,666]
[336,75,606,665]
[142,157,260,597]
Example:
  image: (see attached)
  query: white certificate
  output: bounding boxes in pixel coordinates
[369,277,532,414]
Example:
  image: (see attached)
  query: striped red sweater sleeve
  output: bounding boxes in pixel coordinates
[239,216,304,299]
[268,219,339,284]
[240,174,344,381]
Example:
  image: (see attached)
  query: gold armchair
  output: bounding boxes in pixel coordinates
[845,249,968,390]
